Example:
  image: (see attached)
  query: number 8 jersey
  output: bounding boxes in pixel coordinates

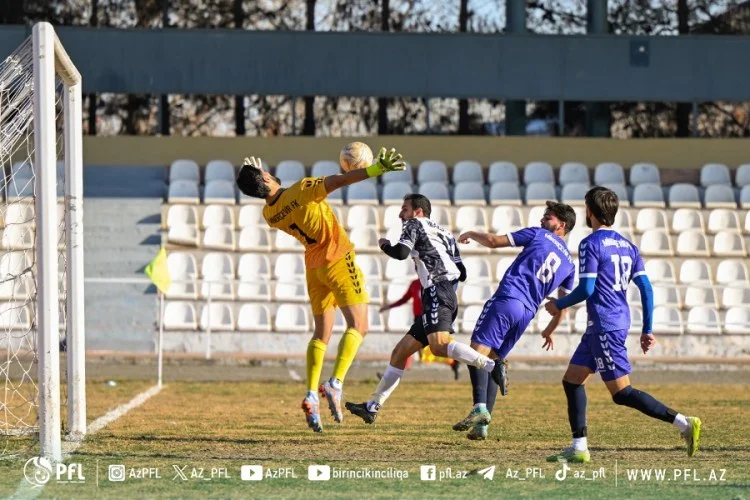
[263,177,354,269]
[578,229,646,333]
[497,227,576,312]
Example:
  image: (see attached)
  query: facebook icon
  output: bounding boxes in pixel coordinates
[420,465,436,481]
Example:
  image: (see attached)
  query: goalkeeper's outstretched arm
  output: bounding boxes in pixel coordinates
[324,147,405,194]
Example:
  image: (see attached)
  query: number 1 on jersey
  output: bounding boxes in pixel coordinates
[611,254,632,291]
[289,223,317,245]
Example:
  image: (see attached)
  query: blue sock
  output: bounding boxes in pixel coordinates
[612,386,677,423]
[563,380,587,438]
[469,365,488,407]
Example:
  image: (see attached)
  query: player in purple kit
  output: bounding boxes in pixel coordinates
[452,201,577,440]
[545,186,701,463]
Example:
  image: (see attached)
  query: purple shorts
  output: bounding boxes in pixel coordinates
[471,296,535,359]
[570,329,632,382]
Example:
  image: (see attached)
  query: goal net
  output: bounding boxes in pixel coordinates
[0,23,85,461]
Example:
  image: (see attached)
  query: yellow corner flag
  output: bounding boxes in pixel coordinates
[145,247,171,295]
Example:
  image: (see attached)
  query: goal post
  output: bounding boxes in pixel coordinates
[0,22,86,462]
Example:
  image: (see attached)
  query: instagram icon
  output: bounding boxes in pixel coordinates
[109,464,126,482]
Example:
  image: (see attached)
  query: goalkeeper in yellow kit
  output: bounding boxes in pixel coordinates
[236,148,405,432]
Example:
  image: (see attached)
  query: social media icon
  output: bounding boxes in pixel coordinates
[240,465,263,481]
[420,465,436,481]
[477,465,495,480]
[108,464,126,482]
[307,465,331,481]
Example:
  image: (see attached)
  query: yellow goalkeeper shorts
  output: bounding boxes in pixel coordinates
[306,251,369,316]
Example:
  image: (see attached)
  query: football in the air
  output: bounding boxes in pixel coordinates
[339,142,374,172]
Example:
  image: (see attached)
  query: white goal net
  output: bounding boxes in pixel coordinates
[0,23,85,461]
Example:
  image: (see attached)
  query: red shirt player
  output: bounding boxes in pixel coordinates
[379,279,459,378]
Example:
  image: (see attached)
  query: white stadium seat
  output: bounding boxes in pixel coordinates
[652,305,683,335]
[675,230,709,257]
[704,185,737,209]
[685,306,721,335]
[347,204,380,229]
[382,205,403,230]
[168,180,200,204]
[715,259,749,285]
[167,224,199,247]
[707,209,741,234]
[488,161,519,184]
[650,284,682,308]
[274,280,307,302]
[671,208,705,233]
[678,259,712,284]
[274,253,306,281]
[462,256,493,282]
[700,163,731,187]
[417,160,449,184]
[721,285,750,309]
[461,305,485,334]
[455,206,488,233]
[237,304,271,332]
[274,230,304,252]
[594,162,625,185]
[205,159,236,182]
[238,204,264,228]
[203,180,236,205]
[356,254,383,281]
[382,164,415,185]
[237,254,271,301]
[274,160,305,182]
[418,182,451,205]
[573,307,588,334]
[629,162,660,186]
[612,209,633,232]
[559,162,590,185]
[166,252,198,299]
[349,227,379,252]
[635,208,669,233]
[367,283,384,305]
[639,229,673,256]
[347,183,379,205]
[668,183,701,209]
[431,205,453,231]
[460,282,493,305]
[683,285,717,309]
[274,304,310,332]
[491,206,525,233]
[453,182,486,205]
[382,182,413,203]
[712,230,746,257]
[724,306,750,334]
[3,204,35,227]
[566,229,591,255]
[202,204,235,229]
[203,225,236,251]
[525,183,557,204]
[163,301,197,330]
[200,252,235,300]
[166,205,198,229]
[386,304,413,333]
[452,161,483,184]
[645,258,676,283]
[385,259,413,281]
[169,159,200,183]
[523,161,554,184]
[495,257,516,282]
[237,227,271,251]
[632,183,665,208]
[489,182,522,206]
[368,306,386,333]
[311,160,340,178]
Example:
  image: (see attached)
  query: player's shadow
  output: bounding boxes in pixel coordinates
[96,434,266,446]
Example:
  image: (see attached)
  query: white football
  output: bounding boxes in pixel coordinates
[339,142,374,172]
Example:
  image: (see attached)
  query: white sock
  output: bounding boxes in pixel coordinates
[306,390,318,401]
[446,342,495,371]
[369,365,404,408]
[673,413,689,433]
[473,403,487,411]
[572,437,588,451]
[330,377,342,390]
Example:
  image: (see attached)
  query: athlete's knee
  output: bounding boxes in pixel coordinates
[389,349,410,369]
[612,385,634,405]
[428,340,449,357]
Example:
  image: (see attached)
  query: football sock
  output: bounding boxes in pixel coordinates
[369,365,404,409]
[306,339,327,392]
[446,342,495,371]
[486,376,499,414]
[673,413,690,433]
[469,365,488,406]
[563,380,588,439]
[573,437,588,451]
[331,327,364,383]
[612,385,678,423]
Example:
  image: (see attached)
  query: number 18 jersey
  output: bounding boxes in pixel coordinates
[578,229,646,333]
[263,177,353,270]
[496,227,576,312]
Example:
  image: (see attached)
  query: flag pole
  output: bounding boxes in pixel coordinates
[157,291,164,388]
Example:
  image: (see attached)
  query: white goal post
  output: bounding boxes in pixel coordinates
[0,22,86,462]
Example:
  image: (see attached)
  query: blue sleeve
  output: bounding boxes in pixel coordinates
[508,227,537,247]
[633,274,653,334]
[555,276,596,310]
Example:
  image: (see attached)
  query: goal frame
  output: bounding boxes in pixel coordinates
[32,21,86,462]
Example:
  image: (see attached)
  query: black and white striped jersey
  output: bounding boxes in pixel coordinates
[398,217,462,288]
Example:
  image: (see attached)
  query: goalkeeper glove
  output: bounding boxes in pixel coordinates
[243,156,264,171]
[365,147,406,178]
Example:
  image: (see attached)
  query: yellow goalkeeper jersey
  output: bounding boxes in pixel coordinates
[263,176,353,270]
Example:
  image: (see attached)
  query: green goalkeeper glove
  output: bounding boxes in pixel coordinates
[365,147,406,178]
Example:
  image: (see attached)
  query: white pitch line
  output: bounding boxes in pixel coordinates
[10,384,163,500]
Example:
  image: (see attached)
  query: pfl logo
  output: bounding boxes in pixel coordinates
[24,457,85,487]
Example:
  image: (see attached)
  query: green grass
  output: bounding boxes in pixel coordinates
[0,379,748,498]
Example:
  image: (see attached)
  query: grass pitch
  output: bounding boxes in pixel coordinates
[0,375,747,499]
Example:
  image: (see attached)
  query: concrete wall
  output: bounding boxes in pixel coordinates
[81,136,750,171]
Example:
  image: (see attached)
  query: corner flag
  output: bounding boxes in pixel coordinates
[145,247,171,294]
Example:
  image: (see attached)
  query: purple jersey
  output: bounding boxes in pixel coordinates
[578,229,646,333]
[496,227,576,312]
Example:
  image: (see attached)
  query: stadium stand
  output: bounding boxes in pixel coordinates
[159,159,750,336]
